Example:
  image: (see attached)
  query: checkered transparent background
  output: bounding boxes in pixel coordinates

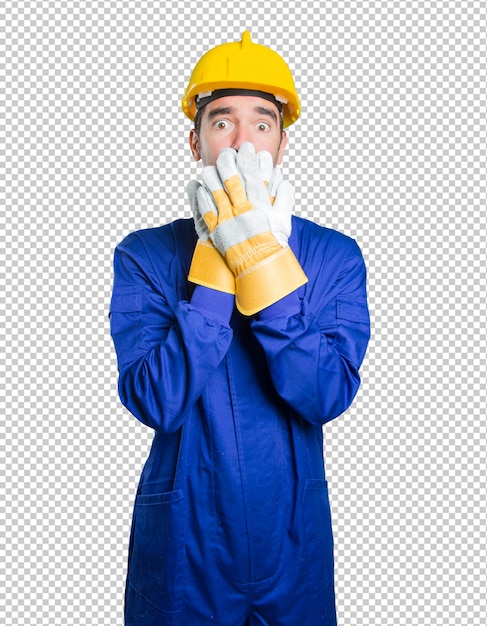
[1,1,485,624]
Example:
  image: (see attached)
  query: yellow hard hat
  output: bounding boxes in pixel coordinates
[182,31,300,128]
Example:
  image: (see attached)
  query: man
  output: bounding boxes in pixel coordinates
[110,31,370,626]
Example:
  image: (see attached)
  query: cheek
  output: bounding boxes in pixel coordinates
[257,136,284,164]
[202,143,223,166]
[201,137,233,166]
[276,141,286,165]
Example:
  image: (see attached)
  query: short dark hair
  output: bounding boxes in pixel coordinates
[194,107,203,136]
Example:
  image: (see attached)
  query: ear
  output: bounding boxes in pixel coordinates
[189,129,201,161]
[276,130,287,165]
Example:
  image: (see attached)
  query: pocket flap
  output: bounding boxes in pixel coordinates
[109,287,142,313]
[336,297,369,323]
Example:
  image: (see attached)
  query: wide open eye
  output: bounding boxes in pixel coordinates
[214,120,230,130]
[256,122,271,132]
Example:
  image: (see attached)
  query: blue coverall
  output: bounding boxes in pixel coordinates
[109,215,370,626]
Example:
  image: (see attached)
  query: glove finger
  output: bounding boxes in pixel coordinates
[267,167,283,205]
[216,148,249,211]
[201,165,224,193]
[235,142,259,184]
[215,147,238,181]
[196,183,219,234]
[237,146,271,210]
[271,179,295,216]
[256,150,273,186]
[201,165,234,220]
[186,179,200,214]
[187,180,209,240]
[268,179,294,243]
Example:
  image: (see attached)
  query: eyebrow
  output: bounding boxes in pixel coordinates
[256,106,278,122]
[207,106,233,120]
[206,105,278,123]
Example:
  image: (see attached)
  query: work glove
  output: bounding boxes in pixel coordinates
[186,147,286,296]
[197,142,307,315]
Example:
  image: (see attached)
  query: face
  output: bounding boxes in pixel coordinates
[189,95,287,166]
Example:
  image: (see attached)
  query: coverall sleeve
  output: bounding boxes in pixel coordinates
[109,231,233,433]
[251,236,370,426]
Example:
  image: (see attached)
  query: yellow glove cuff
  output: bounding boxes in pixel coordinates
[235,246,308,316]
[188,240,236,295]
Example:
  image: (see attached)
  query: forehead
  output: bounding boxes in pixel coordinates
[202,95,280,121]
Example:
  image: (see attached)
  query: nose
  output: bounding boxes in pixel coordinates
[231,126,252,152]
